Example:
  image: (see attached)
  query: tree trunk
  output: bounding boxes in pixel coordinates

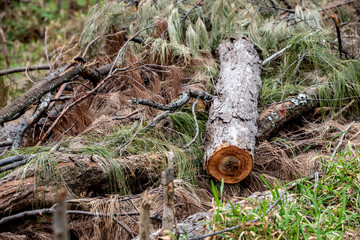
[0,153,159,217]
[204,38,262,184]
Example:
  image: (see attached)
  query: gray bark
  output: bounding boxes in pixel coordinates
[257,87,318,141]
[204,38,262,184]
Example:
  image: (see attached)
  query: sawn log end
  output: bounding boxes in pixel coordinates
[206,145,253,184]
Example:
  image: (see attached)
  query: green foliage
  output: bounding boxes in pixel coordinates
[206,144,360,239]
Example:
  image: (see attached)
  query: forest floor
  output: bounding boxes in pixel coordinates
[0,0,360,239]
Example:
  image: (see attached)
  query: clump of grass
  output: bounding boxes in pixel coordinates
[203,143,360,239]
[72,111,206,191]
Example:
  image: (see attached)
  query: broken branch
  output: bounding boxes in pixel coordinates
[0,65,51,76]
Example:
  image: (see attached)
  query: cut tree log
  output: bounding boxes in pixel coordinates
[0,153,159,217]
[204,38,262,184]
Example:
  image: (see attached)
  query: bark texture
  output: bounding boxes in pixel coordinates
[257,87,318,141]
[139,190,151,240]
[204,38,262,184]
[0,153,158,217]
[0,63,84,126]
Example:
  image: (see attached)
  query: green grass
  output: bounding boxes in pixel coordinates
[202,144,360,239]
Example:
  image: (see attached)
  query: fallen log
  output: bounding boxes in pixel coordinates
[204,38,262,184]
[0,153,159,216]
[257,87,318,141]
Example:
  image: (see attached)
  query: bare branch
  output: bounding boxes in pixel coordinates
[0,65,51,76]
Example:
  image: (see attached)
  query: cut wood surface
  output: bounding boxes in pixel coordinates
[204,38,262,184]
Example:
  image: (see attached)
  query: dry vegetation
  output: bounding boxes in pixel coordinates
[0,0,360,239]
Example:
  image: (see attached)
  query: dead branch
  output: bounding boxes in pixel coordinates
[53,189,69,240]
[140,190,151,240]
[183,98,200,149]
[0,155,31,168]
[0,58,128,127]
[257,87,318,141]
[0,61,84,126]
[0,27,10,68]
[0,141,12,148]
[162,153,175,231]
[12,93,52,149]
[37,74,113,144]
[329,14,343,58]
[0,206,138,237]
[130,89,212,111]
[0,65,51,76]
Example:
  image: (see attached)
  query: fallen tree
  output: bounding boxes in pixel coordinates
[0,153,159,217]
[204,38,263,184]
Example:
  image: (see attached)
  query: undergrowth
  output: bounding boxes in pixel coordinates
[203,144,360,239]
[69,111,206,193]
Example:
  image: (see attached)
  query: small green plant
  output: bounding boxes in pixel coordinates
[205,144,360,239]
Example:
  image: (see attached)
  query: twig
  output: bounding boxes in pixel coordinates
[82,31,143,59]
[82,31,125,59]
[329,14,343,58]
[318,0,358,13]
[38,74,112,145]
[187,191,287,240]
[53,188,69,240]
[45,27,51,71]
[183,97,199,148]
[112,109,140,120]
[180,0,204,26]
[24,62,35,83]
[53,121,77,143]
[0,65,51,76]
[0,208,138,237]
[109,25,155,76]
[0,26,10,68]
[331,121,355,157]
[313,121,355,190]
[130,89,212,111]
[262,30,321,66]
[331,99,355,120]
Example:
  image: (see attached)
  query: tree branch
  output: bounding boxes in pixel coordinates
[0,65,51,76]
